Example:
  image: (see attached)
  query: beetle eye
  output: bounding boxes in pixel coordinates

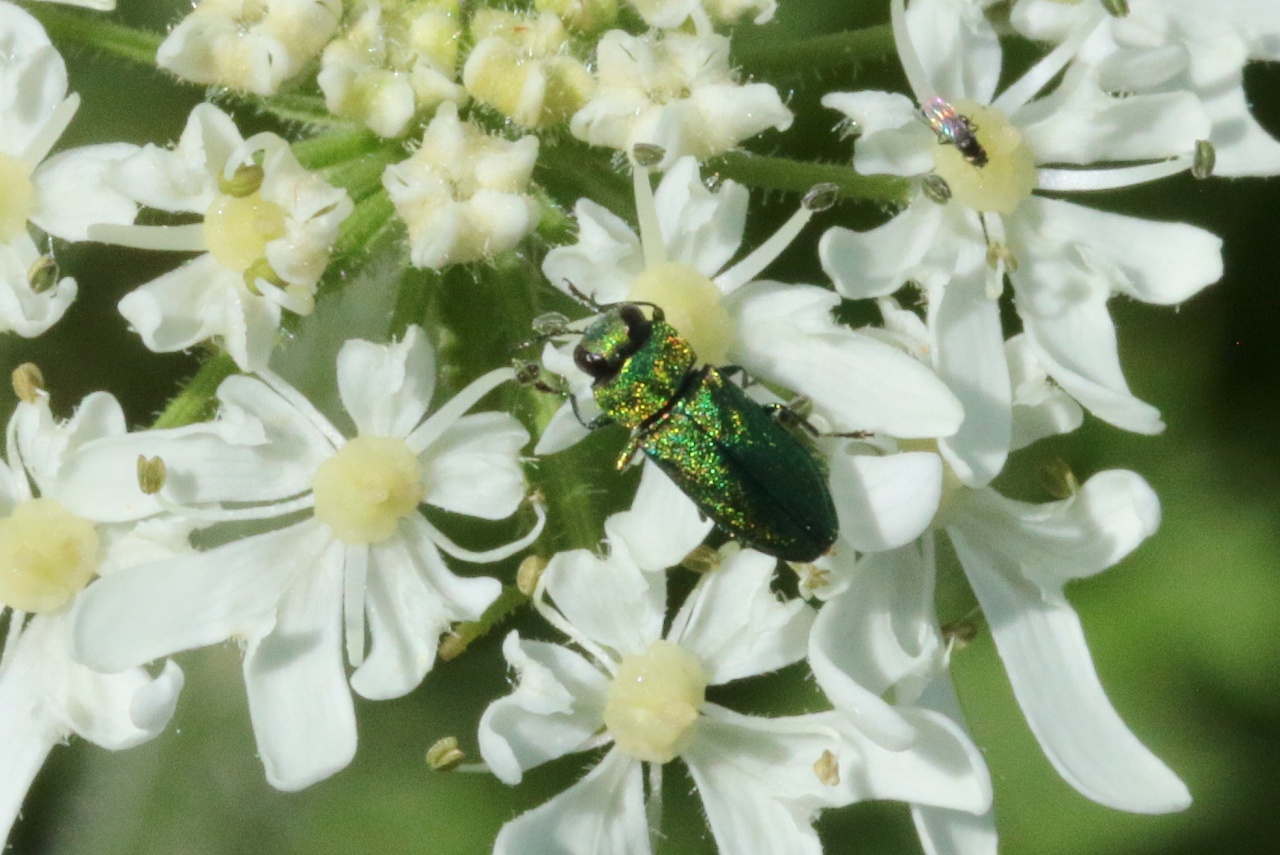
[574,347,611,379]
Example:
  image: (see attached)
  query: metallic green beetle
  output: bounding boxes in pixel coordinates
[572,303,838,563]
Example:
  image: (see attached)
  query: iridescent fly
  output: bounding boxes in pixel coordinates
[921,97,988,168]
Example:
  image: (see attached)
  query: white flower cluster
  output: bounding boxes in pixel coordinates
[2,0,1278,852]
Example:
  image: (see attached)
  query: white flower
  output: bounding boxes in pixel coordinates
[383,102,541,270]
[88,103,352,372]
[569,28,792,169]
[1012,0,1280,176]
[480,467,986,854]
[0,387,184,846]
[808,542,997,855]
[157,0,342,95]
[318,0,464,139]
[69,327,543,790]
[0,1,137,337]
[629,0,776,29]
[537,155,963,458]
[461,10,594,129]
[820,0,1222,486]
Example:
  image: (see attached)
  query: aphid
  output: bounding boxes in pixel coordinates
[569,303,838,563]
[921,97,988,167]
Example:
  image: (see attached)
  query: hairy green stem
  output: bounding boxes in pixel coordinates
[25,3,162,67]
[733,22,897,75]
[292,128,387,171]
[439,585,528,661]
[150,353,237,429]
[708,151,910,206]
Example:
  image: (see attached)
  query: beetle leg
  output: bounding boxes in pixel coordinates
[570,393,613,430]
[614,436,644,471]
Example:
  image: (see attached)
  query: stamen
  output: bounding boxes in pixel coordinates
[632,157,668,270]
[20,95,80,168]
[415,501,547,563]
[531,567,617,674]
[153,490,316,523]
[1036,157,1191,192]
[255,369,348,449]
[87,223,209,253]
[717,202,815,291]
[991,7,1107,116]
[405,367,517,454]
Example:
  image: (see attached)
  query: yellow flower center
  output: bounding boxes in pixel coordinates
[628,261,734,365]
[203,191,287,273]
[931,99,1037,215]
[311,436,426,545]
[0,152,35,243]
[0,498,101,614]
[603,639,707,764]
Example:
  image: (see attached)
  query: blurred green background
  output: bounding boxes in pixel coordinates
[3,1,1279,853]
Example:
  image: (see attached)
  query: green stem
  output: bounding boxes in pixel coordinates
[733,23,897,75]
[292,128,385,171]
[331,190,398,262]
[438,585,528,662]
[535,139,634,221]
[24,3,162,67]
[320,147,402,202]
[217,91,357,131]
[708,151,910,206]
[150,353,237,429]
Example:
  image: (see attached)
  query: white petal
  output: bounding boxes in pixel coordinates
[336,326,435,439]
[0,642,57,846]
[683,706,841,855]
[728,280,964,437]
[655,156,748,278]
[14,391,126,495]
[492,749,649,855]
[422,413,529,519]
[1010,196,1222,307]
[350,518,501,700]
[910,670,999,855]
[117,254,237,350]
[31,143,139,241]
[829,707,991,813]
[603,461,711,573]
[0,235,76,337]
[904,0,1003,104]
[952,470,1160,590]
[1017,284,1163,434]
[823,90,935,177]
[243,536,354,790]
[543,547,666,657]
[72,521,330,672]
[0,39,64,160]
[478,632,610,785]
[808,546,936,750]
[1006,333,1084,449]
[533,399,594,456]
[1015,69,1210,164]
[830,451,942,553]
[928,267,1011,487]
[820,203,959,298]
[115,103,241,212]
[542,198,644,305]
[669,549,812,685]
[949,524,1191,813]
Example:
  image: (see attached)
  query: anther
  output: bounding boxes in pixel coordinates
[802,183,840,212]
[137,455,168,495]
[11,363,44,403]
[426,736,465,771]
